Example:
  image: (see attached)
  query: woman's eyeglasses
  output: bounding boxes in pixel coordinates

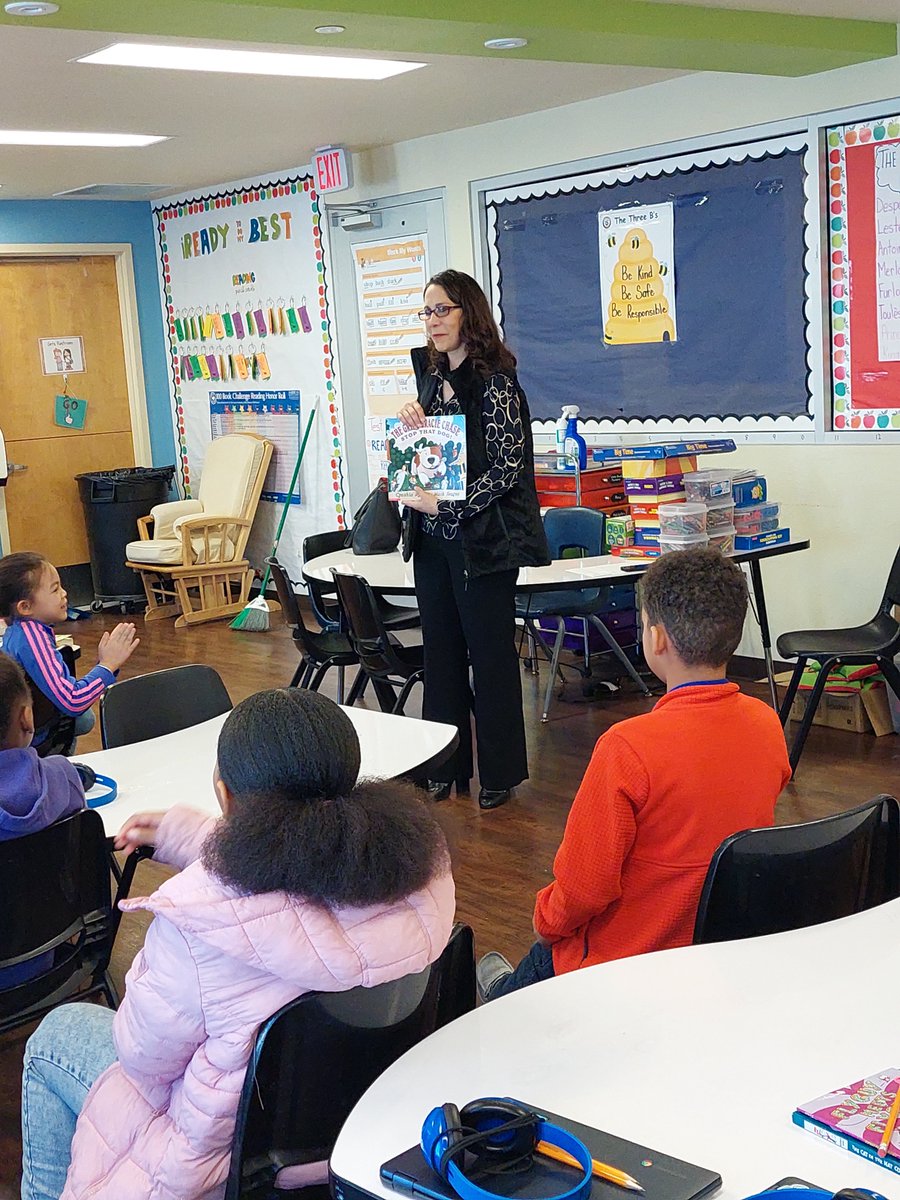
[417,304,461,321]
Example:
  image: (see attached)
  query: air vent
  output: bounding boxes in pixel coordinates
[52,183,174,200]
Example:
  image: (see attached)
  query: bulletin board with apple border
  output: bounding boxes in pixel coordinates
[476,107,900,444]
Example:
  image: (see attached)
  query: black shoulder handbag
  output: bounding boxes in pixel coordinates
[347,479,401,555]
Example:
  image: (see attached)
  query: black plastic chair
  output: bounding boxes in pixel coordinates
[226,924,475,1200]
[0,809,118,1035]
[330,569,424,715]
[516,508,649,721]
[776,544,900,774]
[267,558,366,706]
[303,529,420,633]
[28,644,77,758]
[100,663,233,749]
[693,794,900,945]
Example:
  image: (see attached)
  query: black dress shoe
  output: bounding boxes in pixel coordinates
[426,778,470,801]
[478,788,512,810]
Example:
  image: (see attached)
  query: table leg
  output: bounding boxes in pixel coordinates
[747,558,778,710]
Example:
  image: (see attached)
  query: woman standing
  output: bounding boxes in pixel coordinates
[399,270,549,810]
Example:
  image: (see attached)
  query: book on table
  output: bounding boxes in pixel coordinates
[792,1067,900,1176]
[385,416,467,502]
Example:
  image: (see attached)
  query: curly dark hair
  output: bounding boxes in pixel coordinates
[0,652,30,747]
[425,269,516,378]
[639,547,748,667]
[0,552,48,622]
[202,688,449,905]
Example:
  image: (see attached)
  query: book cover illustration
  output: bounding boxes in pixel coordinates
[385,416,466,501]
[796,1067,900,1159]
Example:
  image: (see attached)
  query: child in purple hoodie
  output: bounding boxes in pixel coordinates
[0,652,85,987]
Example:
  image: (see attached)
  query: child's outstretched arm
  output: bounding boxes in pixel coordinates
[533,732,645,940]
[17,621,137,716]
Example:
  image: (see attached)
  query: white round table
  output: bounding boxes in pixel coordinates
[331,899,900,1200]
[302,548,640,595]
[78,708,458,838]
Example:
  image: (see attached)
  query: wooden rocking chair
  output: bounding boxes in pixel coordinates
[125,433,274,628]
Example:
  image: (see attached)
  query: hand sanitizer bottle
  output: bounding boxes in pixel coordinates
[555,411,570,471]
[562,405,587,471]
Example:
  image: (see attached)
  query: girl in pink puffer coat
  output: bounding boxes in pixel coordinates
[20,688,455,1200]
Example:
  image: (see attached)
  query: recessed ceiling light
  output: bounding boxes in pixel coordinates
[0,130,169,147]
[484,37,528,50]
[315,25,346,34]
[77,42,425,81]
[4,2,59,13]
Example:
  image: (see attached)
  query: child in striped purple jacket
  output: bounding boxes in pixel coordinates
[0,552,138,749]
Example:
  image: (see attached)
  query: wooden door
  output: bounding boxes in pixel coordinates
[0,255,135,565]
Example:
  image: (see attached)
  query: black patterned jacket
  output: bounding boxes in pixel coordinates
[405,347,550,579]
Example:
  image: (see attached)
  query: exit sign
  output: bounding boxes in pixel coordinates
[313,145,352,194]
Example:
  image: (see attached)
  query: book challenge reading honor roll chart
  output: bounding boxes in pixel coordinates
[154,173,347,568]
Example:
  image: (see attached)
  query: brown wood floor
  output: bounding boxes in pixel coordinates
[1,609,898,1194]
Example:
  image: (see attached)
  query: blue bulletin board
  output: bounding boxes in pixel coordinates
[481,133,815,436]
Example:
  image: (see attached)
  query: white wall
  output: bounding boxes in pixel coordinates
[338,56,900,658]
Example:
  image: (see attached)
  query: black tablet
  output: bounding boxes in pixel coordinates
[379,1103,721,1200]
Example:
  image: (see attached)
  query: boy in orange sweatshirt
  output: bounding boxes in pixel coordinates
[477,547,792,1000]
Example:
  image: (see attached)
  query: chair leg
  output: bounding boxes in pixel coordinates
[372,678,400,713]
[778,658,806,727]
[879,655,900,707]
[541,620,567,723]
[345,668,368,706]
[308,662,331,692]
[336,665,346,705]
[288,661,307,688]
[587,615,651,695]
[392,672,424,715]
[787,657,834,776]
[101,972,121,1010]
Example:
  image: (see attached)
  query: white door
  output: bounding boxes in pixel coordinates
[326,189,447,516]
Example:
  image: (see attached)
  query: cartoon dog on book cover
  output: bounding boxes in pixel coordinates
[386,416,467,501]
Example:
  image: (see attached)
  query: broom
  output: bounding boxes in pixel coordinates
[230,406,316,631]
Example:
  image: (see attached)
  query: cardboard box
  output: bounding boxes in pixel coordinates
[789,687,896,736]
[624,474,686,497]
[620,455,697,480]
[605,515,634,547]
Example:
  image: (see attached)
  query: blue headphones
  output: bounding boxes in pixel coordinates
[421,1099,592,1200]
[742,1190,888,1200]
[72,763,118,808]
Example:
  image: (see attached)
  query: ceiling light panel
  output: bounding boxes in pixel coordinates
[77,42,425,81]
[0,130,168,147]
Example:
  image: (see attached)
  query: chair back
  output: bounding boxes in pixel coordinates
[543,507,605,559]
[0,809,114,1031]
[198,433,271,520]
[330,570,396,677]
[100,664,232,748]
[267,557,303,628]
[693,795,900,944]
[267,558,329,665]
[303,529,347,631]
[27,644,77,758]
[226,924,475,1200]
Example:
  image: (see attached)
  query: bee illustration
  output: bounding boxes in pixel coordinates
[607,235,617,247]
[659,263,669,276]
[630,235,641,249]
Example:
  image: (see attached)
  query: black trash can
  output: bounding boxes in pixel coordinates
[76,466,176,609]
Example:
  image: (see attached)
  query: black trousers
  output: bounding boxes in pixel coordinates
[413,531,527,790]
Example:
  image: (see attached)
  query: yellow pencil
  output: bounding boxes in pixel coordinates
[878,1080,900,1158]
[535,1139,645,1193]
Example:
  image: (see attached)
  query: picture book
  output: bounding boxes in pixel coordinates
[385,416,466,501]
[792,1067,900,1176]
